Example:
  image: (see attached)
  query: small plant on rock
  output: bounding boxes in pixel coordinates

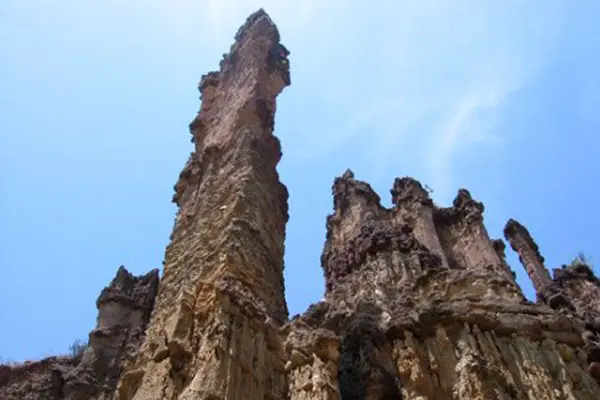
[68,339,88,359]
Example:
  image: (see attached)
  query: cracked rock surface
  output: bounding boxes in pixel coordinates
[2,8,600,400]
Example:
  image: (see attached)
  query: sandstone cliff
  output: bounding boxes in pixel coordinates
[2,9,599,400]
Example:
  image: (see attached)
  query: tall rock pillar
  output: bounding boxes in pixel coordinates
[321,170,394,291]
[504,219,552,297]
[117,10,291,400]
[504,219,600,384]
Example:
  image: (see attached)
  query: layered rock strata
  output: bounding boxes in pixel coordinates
[115,9,292,400]
[2,8,600,400]
[0,267,159,400]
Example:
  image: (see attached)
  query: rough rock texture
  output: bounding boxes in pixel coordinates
[286,172,599,399]
[505,219,600,386]
[115,9,292,400]
[0,267,159,400]
[3,9,600,400]
[504,219,553,296]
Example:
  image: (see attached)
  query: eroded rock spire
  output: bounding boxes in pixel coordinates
[117,10,292,399]
[0,267,159,400]
[504,218,552,296]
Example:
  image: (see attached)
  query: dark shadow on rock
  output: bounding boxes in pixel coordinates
[338,303,403,400]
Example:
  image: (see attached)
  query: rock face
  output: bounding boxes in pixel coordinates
[286,173,599,399]
[505,221,600,387]
[0,267,159,400]
[2,8,600,400]
[115,9,292,400]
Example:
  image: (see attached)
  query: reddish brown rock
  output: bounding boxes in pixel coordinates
[115,9,292,400]
[287,173,598,399]
[434,191,521,294]
[391,177,449,269]
[504,218,552,296]
[4,9,600,400]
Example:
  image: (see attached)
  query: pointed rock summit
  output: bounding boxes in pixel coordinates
[114,9,294,399]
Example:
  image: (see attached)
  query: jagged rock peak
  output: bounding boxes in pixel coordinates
[452,188,483,213]
[0,265,160,400]
[433,188,485,227]
[234,8,279,42]
[504,219,547,267]
[112,12,294,399]
[505,218,534,237]
[504,218,545,262]
[198,7,290,94]
[391,176,433,207]
[341,168,355,180]
[191,8,291,149]
[97,265,160,311]
[492,238,506,253]
[331,170,383,215]
[503,218,552,296]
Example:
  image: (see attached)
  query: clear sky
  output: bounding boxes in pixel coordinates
[1,0,599,362]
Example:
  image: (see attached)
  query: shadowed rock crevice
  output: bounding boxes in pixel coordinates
[503,218,600,385]
[338,306,402,400]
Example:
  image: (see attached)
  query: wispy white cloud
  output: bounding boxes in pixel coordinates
[199,0,566,198]
[2,1,566,194]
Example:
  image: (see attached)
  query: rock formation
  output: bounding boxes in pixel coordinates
[286,172,598,399]
[505,220,600,387]
[2,8,600,400]
[115,9,291,400]
[0,267,159,400]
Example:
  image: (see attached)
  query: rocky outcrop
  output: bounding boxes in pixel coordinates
[285,172,599,399]
[115,9,292,400]
[338,304,402,400]
[504,219,600,386]
[0,267,159,400]
[3,8,600,400]
[546,261,600,385]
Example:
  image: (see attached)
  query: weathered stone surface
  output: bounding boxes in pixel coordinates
[504,219,553,296]
[284,172,599,399]
[0,267,159,400]
[115,8,292,400]
[4,8,600,400]
[391,177,448,270]
[503,218,600,385]
[434,191,522,295]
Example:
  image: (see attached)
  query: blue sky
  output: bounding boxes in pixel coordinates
[1,0,599,362]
